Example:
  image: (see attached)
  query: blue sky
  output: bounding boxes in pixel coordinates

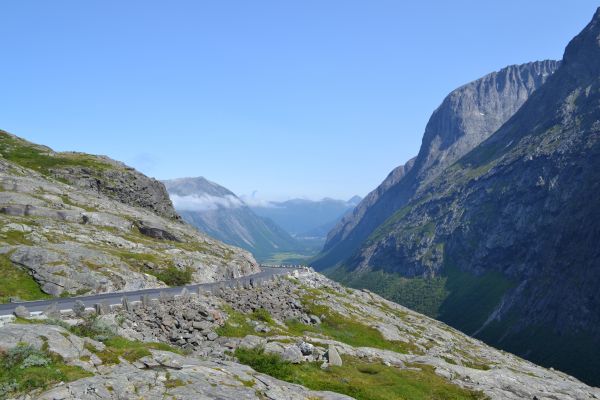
[0,1,597,200]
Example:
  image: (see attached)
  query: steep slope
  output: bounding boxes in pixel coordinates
[3,269,599,399]
[164,177,301,260]
[336,8,600,386]
[315,60,560,269]
[0,132,258,300]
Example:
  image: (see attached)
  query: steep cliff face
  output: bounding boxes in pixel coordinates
[164,177,301,260]
[340,8,600,385]
[0,132,259,299]
[315,60,560,269]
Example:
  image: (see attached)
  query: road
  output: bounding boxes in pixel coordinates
[0,266,299,316]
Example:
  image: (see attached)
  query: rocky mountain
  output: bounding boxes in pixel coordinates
[163,177,301,261]
[2,268,599,399]
[0,131,258,300]
[314,60,560,269]
[251,196,361,240]
[328,8,600,386]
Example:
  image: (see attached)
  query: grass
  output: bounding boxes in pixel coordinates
[85,336,183,365]
[216,306,277,338]
[235,347,486,400]
[0,254,51,303]
[0,343,92,398]
[151,266,194,286]
[0,131,112,177]
[287,294,421,355]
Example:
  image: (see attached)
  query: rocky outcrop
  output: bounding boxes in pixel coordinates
[52,160,181,221]
[0,134,259,298]
[340,8,600,386]
[315,60,560,269]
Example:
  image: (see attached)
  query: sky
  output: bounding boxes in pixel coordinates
[0,1,597,201]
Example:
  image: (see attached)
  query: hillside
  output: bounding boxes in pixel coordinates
[328,8,600,386]
[1,269,598,399]
[0,131,258,300]
[314,60,560,269]
[164,177,302,261]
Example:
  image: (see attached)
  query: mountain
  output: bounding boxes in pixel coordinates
[251,196,361,239]
[314,60,560,269]
[0,131,258,299]
[163,177,301,261]
[328,9,600,386]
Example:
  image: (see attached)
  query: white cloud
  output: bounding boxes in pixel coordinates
[239,195,277,208]
[170,194,244,212]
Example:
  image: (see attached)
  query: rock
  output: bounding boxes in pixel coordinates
[309,314,321,324]
[73,300,86,317]
[43,303,61,319]
[326,345,343,366]
[298,341,314,356]
[13,305,30,318]
[206,331,218,341]
[281,345,304,364]
[239,335,266,349]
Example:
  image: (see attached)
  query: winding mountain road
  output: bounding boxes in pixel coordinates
[0,266,299,316]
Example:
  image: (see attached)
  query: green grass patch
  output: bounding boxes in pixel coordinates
[216,306,276,338]
[151,266,194,286]
[0,254,51,303]
[0,131,112,177]
[86,337,183,365]
[0,343,92,398]
[287,295,421,355]
[235,347,486,400]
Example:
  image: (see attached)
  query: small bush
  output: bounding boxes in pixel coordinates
[153,266,194,286]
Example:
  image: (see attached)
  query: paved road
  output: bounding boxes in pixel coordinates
[0,266,299,316]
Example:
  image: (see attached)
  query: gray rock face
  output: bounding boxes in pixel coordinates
[315,60,560,269]
[326,344,343,366]
[51,162,181,221]
[340,8,600,386]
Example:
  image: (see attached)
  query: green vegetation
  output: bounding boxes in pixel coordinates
[216,306,278,338]
[329,267,448,317]
[438,264,514,335]
[0,254,51,303]
[151,266,194,286]
[287,294,421,354]
[478,312,600,386]
[88,337,182,365]
[235,347,486,400]
[0,343,92,398]
[0,131,112,177]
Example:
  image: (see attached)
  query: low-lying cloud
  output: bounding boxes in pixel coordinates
[170,194,244,212]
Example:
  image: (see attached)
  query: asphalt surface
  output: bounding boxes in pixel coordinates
[0,266,298,316]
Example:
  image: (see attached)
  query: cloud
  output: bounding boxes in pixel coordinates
[170,194,244,212]
[239,195,277,208]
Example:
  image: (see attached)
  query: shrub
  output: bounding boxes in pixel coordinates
[153,266,194,286]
